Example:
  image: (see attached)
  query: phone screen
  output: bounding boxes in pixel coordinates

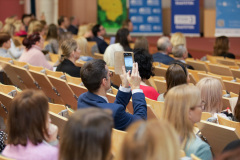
[124,53,133,72]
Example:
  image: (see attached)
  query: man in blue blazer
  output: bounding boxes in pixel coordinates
[78,59,147,130]
[152,36,174,65]
[91,24,109,54]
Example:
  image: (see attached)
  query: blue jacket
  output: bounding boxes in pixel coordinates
[152,52,174,65]
[92,36,108,54]
[77,90,147,130]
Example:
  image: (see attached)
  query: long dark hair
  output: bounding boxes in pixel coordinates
[46,24,58,40]
[115,28,131,51]
[213,36,229,56]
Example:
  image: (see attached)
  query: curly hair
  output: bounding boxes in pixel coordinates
[134,48,154,80]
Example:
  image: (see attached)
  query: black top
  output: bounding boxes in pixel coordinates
[92,36,108,54]
[56,59,81,77]
[221,52,235,59]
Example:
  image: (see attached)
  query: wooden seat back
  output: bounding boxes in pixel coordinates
[217,115,240,136]
[186,60,208,72]
[208,63,233,77]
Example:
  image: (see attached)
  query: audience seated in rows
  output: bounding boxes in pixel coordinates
[59,108,113,160]
[2,89,58,160]
[77,59,147,130]
[56,39,81,77]
[213,36,235,59]
[163,84,212,159]
[2,23,24,59]
[45,24,59,54]
[134,48,159,100]
[152,36,174,65]
[134,36,149,52]
[27,20,45,36]
[158,63,189,101]
[170,44,194,69]
[14,20,27,37]
[0,32,12,58]
[116,120,180,160]
[19,32,53,70]
[92,24,108,54]
[21,14,32,31]
[104,28,132,67]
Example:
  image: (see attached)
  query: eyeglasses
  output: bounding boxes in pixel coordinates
[191,100,205,110]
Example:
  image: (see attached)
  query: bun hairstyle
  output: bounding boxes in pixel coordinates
[22,32,41,50]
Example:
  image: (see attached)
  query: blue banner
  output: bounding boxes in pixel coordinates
[215,0,240,37]
[129,0,162,35]
[171,0,200,36]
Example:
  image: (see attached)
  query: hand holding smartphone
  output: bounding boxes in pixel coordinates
[124,52,134,73]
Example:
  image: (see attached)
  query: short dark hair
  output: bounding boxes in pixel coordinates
[165,63,188,96]
[0,32,11,47]
[7,89,49,146]
[122,19,131,28]
[115,28,131,51]
[92,24,101,37]
[58,16,65,26]
[134,48,154,80]
[59,108,113,160]
[80,59,107,93]
[22,32,41,49]
[21,14,31,24]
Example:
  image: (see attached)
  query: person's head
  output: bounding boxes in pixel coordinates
[157,36,172,54]
[5,16,16,25]
[58,16,70,29]
[14,20,25,33]
[172,44,188,59]
[163,84,202,143]
[61,39,80,61]
[134,48,154,81]
[76,36,88,56]
[28,20,44,35]
[46,24,58,40]
[78,23,94,38]
[165,63,189,96]
[7,89,49,146]
[59,108,113,160]
[170,32,186,47]
[234,93,240,122]
[2,23,16,37]
[0,32,11,49]
[134,37,149,52]
[22,32,44,50]
[196,77,223,113]
[92,24,105,37]
[21,14,31,26]
[117,120,180,160]
[122,19,133,32]
[115,28,131,50]
[213,36,229,56]
[81,59,110,93]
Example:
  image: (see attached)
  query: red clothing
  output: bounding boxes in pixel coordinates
[140,85,159,101]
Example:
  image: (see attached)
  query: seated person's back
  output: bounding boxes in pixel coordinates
[56,39,81,77]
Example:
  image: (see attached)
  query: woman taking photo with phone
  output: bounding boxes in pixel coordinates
[2,89,58,160]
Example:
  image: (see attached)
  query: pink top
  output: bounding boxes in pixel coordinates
[19,45,53,70]
[2,141,58,160]
[140,85,160,101]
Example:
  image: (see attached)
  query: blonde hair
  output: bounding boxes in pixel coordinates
[171,32,186,47]
[78,23,95,37]
[28,20,42,35]
[0,21,3,30]
[76,37,88,56]
[5,17,16,24]
[13,20,24,33]
[2,23,15,37]
[117,120,180,160]
[163,84,201,148]
[61,39,78,60]
[196,77,223,113]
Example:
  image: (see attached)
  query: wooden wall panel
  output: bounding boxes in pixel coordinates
[58,0,97,25]
[204,9,215,37]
